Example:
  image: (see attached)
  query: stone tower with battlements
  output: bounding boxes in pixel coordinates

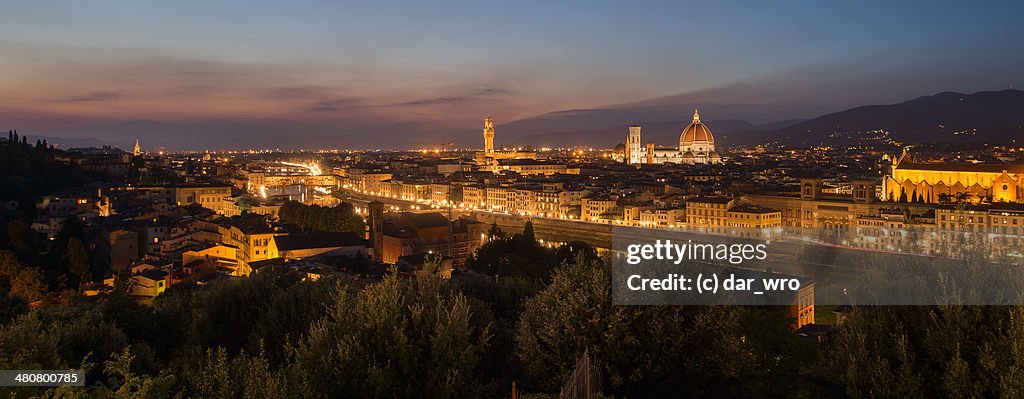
[483,116,495,154]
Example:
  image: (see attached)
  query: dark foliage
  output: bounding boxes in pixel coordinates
[278,200,365,234]
[0,134,92,202]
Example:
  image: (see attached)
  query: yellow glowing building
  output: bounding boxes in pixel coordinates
[882,151,1024,203]
[726,205,782,231]
[684,197,734,232]
[474,116,537,169]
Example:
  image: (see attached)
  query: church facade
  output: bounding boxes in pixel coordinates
[882,150,1024,203]
[623,110,722,165]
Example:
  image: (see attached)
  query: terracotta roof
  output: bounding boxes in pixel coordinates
[397,252,442,266]
[795,323,833,337]
[895,161,1024,174]
[679,110,715,144]
[686,196,734,204]
[137,269,168,281]
[728,205,780,214]
[401,212,450,228]
[274,232,366,251]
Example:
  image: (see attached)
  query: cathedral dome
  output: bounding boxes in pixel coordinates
[680,110,714,145]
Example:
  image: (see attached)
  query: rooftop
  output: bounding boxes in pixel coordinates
[274,232,366,250]
[400,212,450,229]
[686,196,734,204]
[728,205,780,214]
[896,161,1024,174]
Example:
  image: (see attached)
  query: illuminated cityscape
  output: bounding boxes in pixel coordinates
[4,1,1024,397]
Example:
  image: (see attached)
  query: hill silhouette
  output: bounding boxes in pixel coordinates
[770,89,1024,146]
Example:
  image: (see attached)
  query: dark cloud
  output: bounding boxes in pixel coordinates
[310,97,363,112]
[267,85,336,100]
[474,87,510,96]
[397,96,464,106]
[395,85,511,107]
[121,56,261,84]
[50,91,121,103]
[59,56,319,100]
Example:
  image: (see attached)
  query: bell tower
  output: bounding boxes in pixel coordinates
[626,125,642,164]
[800,178,823,200]
[483,116,495,154]
[852,179,877,204]
[368,201,385,260]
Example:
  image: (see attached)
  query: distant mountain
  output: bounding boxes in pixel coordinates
[497,109,679,143]
[496,86,1024,149]
[493,77,873,148]
[771,89,1024,146]
[511,118,804,148]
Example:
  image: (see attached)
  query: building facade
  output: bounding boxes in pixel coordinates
[882,150,1024,203]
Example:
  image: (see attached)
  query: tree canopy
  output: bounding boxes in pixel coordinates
[278,200,365,234]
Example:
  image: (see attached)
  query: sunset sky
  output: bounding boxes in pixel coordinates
[2,1,1023,150]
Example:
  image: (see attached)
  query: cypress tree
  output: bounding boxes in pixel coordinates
[522,220,535,242]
